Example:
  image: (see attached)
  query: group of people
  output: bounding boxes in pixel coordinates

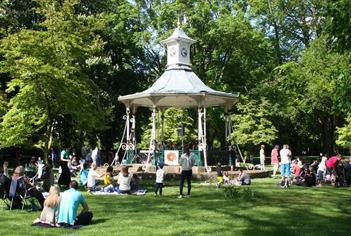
[0,161,92,227]
[216,163,251,187]
[266,143,350,188]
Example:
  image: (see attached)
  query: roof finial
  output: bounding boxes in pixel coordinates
[177,17,181,28]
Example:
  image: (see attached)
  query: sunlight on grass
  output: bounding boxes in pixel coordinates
[1,178,350,236]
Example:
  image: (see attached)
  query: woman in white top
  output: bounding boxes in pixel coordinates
[118,166,132,194]
[87,163,103,191]
[259,145,266,171]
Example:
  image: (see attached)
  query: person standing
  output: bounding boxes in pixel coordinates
[48,147,58,168]
[271,145,280,177]
[259,145,266,171]
[58,147,71,188]
[216,162,223,188]
[280,144,292,188]
[178,144,195,198]
[2,161,9,178]
[58,180,92,226]
[91,147,98,165]
[155,162,165,196]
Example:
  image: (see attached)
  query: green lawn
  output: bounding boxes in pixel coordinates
[1,178,350,236]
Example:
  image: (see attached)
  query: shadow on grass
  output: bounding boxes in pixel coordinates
[1,178,351,236]
[90,218,109,225]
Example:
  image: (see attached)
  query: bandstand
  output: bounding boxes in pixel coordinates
[114,24,239,172]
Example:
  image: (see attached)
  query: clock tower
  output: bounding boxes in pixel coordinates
[160,25,196,68]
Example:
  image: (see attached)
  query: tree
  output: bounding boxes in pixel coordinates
[0,0,107,161]
[272,36,351,154]
[230,95,278,154]
[248,0,327,62]
[336,114,351,155]
[136,0,276,149]
[325,0,351,53]
[139,108,197,149]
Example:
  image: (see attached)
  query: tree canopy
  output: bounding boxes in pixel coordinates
[0,0,350,158]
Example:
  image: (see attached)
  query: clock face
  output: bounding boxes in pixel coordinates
[169,47,176,57]
[181,47,188,57]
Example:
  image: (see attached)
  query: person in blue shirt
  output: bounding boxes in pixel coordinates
[58,180,92,226]
[79,163,89,187]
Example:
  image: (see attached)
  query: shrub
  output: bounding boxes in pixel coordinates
[223,186,261,200]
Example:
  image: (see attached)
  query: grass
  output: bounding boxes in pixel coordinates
[1,178,351,236]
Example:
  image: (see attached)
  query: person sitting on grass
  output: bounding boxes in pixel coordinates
[33,185,60,226]
[87,163,103,192]
[303,168,316,187]
[79,163,89,187]
[104,166,116,193]
[58,180,92,226]
[235,169,251,186]
[117,166,133,194]
[292,159,301,177]
[223,171,230,185]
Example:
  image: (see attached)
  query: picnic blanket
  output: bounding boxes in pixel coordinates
[32,222,83,229]
[91,189,147,196]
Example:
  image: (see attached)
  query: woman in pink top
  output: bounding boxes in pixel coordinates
[271,145,280,177]
[325,154,342,175]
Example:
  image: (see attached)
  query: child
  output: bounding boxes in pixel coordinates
[79,163,89,187]
[33,185,60,226]
[155,162,165,196]
[87,162,103,192]
[317,156,327,186]
[223,171,230,185]
[216,162,223,188]
[104,166,115,192]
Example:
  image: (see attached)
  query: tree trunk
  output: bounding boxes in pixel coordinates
[43,119,54,164]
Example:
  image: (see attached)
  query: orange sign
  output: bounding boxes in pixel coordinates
[164,150,179,166]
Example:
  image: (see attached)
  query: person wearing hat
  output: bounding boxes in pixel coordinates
[155,162,165,196]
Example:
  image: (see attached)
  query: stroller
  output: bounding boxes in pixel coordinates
[335,164,349,187]
[28,164,53,192]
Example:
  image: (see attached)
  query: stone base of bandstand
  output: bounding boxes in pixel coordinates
[96,164,270,181]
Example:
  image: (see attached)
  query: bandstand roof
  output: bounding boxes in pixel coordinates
[118,26,239,109]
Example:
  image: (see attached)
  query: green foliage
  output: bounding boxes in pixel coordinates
[1,178,351,235]
[224,186,261,200]
[0,0,350,156]
[336,114,351,151]
[325,0,351,53]
[272,36,351,152]
[139,108,197,149]
[0,0,107,157]
[230,95,278,147]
